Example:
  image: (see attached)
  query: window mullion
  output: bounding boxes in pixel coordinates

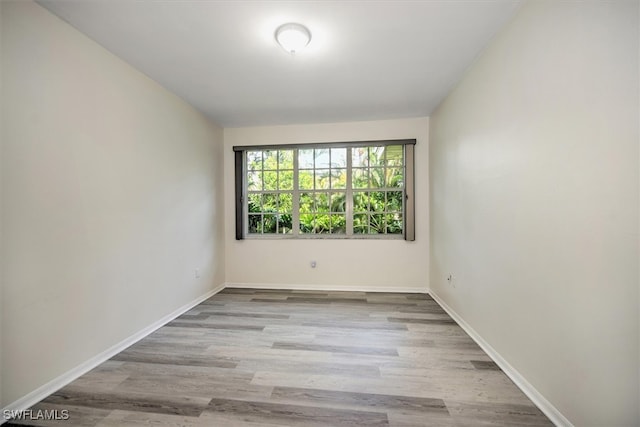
[292,149,300,235]
[261,153,265,235]
[346,147,353,235]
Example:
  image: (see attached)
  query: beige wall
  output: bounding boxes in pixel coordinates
[1,1,225,406]
[429,1,639,426]
[224,118,429,291]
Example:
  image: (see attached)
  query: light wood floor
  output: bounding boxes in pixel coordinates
[8,289,552,426]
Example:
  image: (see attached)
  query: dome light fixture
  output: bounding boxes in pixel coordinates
[275,23,311,54]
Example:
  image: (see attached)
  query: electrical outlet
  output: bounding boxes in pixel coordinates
[447,273,453,286]
[195,269,200,278]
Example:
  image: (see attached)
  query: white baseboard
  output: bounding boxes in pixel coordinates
[429,290,573,427]
[1,284,225,423]
[225,282,429,294]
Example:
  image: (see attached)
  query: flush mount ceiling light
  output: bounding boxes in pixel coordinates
[275,23,311,54]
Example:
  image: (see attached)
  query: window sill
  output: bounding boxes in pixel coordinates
[243,234,405,241]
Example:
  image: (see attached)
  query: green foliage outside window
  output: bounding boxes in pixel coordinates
[247,145,404,236]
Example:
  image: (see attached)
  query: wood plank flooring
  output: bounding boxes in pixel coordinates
[6,289,552,426]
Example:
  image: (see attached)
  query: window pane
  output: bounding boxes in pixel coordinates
[354,213,368,234]
[315,214,330,234]
[387,191,403,212]
[369,191,385,212]
[369,168,384,188]
[263,150,278,170]
[298,170,314,190]
[263,171,278,191]
[352,168,368,189]
[300,214,314,233]
[315,149,330,169]
[331,168,347,189]
[315,169,331,190]
[278,193,292,213]
[248,214,262,233]
[247,151,262,171]
[331,192,346,212]
[369,147,384,167]
[385,145,403,166]
[299,193,314,213]
[278,214,293,234]
[331,148,347,168]
[248,193,262,213]
[386,213,403,234]
[386,167,404,188]
[299,149,314,169]
[279,150,294,169]
[262,193,278,213]
[248,171,262,191]
[331,214,346,234]
[316,192,330,212]
[353,191,369,212]
[352,147,368,168]
[263,214,277,233]
[369,214,384,234]
[279,170,293,190]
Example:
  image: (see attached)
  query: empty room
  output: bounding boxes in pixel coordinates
[1,0,638,426]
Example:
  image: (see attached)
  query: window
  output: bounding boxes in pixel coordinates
[234,140,415,240]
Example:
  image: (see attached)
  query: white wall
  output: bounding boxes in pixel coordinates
[224,118,429,291]
[0,0,4,409]
[1,1,225,407]
[429,1,639,426]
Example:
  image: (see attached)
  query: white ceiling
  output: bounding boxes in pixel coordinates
[38,0,522,127]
